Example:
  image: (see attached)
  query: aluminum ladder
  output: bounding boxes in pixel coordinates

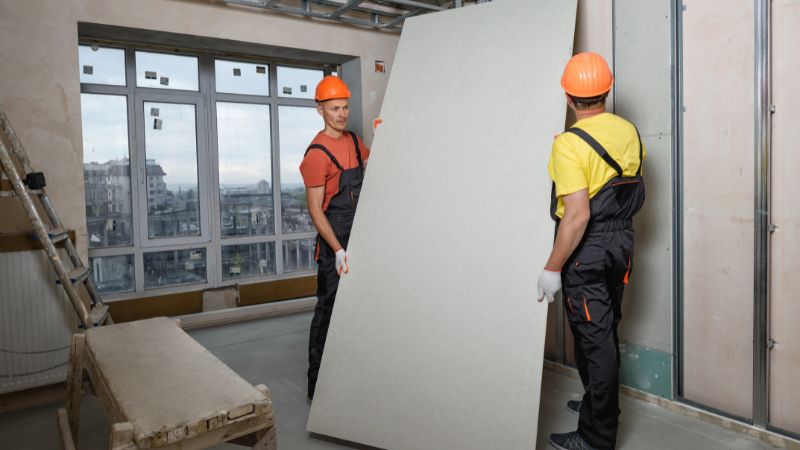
[0,104,110,329]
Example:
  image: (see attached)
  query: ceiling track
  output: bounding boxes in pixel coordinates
[220,0,466,31]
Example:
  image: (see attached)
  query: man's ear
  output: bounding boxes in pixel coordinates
[316,102,324,116]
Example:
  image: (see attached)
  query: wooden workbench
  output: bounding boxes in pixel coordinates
[57,317,277,449]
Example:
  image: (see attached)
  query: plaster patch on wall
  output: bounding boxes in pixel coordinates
[620,341,672,398]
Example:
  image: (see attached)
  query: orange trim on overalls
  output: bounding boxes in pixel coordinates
[582,295,592,322]
[623,257,631,285]
[566,296,575,314]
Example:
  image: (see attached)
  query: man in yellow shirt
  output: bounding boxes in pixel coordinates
[538,53,646,450]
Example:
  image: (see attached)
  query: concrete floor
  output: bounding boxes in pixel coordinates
[0,312,776,449]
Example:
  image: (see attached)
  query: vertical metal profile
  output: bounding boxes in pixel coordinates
[671,0,685,400]
[753,0,771,429]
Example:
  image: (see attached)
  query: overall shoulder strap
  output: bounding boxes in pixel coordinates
[566,127,623,177]
[347,131,364,170]
[634,126,643,176]
[305,144,344,171]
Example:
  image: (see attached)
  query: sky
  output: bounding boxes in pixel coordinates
[80,46,325,189]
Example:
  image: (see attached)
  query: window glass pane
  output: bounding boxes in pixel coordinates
[144,248,206,288]
[79,45,126,86]
[277,66,324,99]
[215,60,269,96]
[135,51,198,91]
[283,238,316,273]
[143,102,200,238]
[89,254,135,294]
[81,94,134,248]
[279,106,319,233]
[217,102,274,237]
[221,242,276,280]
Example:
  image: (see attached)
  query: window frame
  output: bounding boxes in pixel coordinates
[80,42,333,300]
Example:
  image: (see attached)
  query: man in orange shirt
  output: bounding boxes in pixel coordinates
[300,76,370,402]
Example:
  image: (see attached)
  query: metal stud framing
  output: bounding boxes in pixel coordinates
[218,0,484,31]
[674,0,779,435]
[753,0,771,430]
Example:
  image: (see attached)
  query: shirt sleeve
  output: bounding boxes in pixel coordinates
[299,150,329,187]
[548,136,589,197]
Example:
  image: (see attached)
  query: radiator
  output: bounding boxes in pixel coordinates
[0,249,76,394]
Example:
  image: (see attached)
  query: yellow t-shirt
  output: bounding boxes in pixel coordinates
[548,113,646,218]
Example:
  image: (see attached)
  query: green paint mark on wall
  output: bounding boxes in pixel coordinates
[619,341,671,399]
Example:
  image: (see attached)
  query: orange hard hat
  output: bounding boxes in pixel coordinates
[560,52,614,97]
[315,76,351,102]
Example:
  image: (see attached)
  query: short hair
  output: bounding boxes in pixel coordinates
[569,92,608,110]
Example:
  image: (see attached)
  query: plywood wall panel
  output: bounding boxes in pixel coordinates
[768,0,800,434]
[681,0,754,418]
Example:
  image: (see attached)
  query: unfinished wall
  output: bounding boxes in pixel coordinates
[0,0,399,259]
[682,0,755,419]
[613,0,673,398]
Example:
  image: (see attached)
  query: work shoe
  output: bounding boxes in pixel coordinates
[549,431,597,450]
[567,399,582,415]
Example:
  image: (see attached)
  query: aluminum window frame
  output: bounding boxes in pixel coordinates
[80,41,331,300]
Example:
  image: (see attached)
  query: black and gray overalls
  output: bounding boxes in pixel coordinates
[306,131,364,400]
[551,127,645,450]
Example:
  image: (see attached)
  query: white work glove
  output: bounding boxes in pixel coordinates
[537,269,562,303]
[335,249,349,275]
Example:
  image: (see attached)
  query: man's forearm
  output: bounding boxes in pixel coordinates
[545,215,589,271]
[309,208,343,252]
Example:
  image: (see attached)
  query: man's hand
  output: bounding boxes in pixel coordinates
[537,269,562,303]
[335,249,349,275]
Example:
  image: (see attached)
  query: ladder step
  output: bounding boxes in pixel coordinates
[0,187,43,197]
[56,267,89,286]
[88,305,110,327]
[47,228,70,244]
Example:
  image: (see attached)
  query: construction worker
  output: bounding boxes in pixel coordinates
[300,76,370,402]
[538,52,646,450]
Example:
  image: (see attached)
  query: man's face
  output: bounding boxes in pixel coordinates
[317,98,349,133]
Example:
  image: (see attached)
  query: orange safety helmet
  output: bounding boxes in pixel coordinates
[560,52,614,98]
[315,76,352,102]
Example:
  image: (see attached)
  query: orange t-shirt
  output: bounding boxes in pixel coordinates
[299,131,370,211]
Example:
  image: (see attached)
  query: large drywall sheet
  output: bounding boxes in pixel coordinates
[307,1,576,449]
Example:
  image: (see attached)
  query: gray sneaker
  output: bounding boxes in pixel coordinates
[549,431,597,450]
[567,400,581,415]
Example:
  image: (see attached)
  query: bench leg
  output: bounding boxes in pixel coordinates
[253,426,277,450]
[109,422,136,450]
[252,384,276,449]
[66,333,86,445]
[57,408,77,450]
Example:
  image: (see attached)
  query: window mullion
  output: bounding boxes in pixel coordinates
[270,63,285,276]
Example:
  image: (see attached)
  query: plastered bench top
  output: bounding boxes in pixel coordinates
[84,317,272,447]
